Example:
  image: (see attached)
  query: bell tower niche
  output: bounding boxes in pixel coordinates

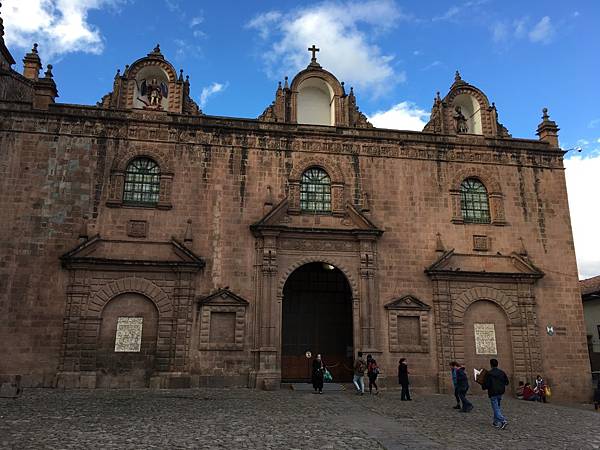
[133,65,169,111]
[98,44,201,115]
[258,45,372,128]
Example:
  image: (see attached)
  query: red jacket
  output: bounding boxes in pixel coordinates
[523,385,536,400]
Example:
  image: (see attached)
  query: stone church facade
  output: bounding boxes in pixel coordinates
[0,10,592,401]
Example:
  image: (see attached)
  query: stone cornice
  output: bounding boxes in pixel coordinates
[0,105,564,168]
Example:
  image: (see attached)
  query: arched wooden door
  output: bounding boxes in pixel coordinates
[281,262,354,382]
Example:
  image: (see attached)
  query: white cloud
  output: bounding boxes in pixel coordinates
[565,155,600,279]
[528,16,554,44]
[492,16,553,46]
[589,118,600,128]
[367,101,429,131]
[247,0,407,95]
[199,82,228,108]
[2,0,122,58]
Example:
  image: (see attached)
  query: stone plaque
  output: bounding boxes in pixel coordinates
[114,317,143,352]
[127,220,147,238]
[474,323,497,355]
[473,235,489,251]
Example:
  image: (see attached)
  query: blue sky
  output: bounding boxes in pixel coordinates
[2,0,599,278]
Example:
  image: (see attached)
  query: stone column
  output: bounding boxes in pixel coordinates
[358,237,378,352]
[253,232,280,390]
[432,278,455,393]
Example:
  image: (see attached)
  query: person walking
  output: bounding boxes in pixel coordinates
[455,362,473,412]
[398,358,411,401]
[482,358,510,429]
[449,361,462,409]
[367,354,379,395]
[353,352,366,395]
[311,354,324,394]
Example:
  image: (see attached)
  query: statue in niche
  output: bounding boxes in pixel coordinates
[137,78,168,109]
[454,106,468,133]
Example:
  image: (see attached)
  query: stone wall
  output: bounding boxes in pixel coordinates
[0,105,591,401]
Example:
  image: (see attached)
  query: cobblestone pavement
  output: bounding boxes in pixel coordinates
[1,386,599,449]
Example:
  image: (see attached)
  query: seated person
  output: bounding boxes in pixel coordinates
[516,381,524,399]
[523,382,541,402]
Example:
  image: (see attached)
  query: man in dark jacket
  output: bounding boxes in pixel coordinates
[454,362,473,412]
[482,358,510,429]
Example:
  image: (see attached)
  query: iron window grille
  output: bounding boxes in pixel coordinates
[300,167,331,212]
[123,157,160,205]
[460,178,490,223]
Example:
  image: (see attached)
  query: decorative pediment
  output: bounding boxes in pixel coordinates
[425,249,543,279]
[197,288,249,306]
[385,295,431,311]
[60,235,205,271]
[250,197,382,237]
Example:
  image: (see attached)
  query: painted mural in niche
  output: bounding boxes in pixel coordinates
[114,317,143,352]
[474,323,497,355]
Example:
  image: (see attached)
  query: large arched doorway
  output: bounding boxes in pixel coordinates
[281,262,354,382]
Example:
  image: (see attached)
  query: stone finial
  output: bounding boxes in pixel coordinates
[23,43,42,80]
[148,44,164,59]
[114,68,120,79]
[518,237,528,257]
[185,75,189,85]
[435,233,445,252]
[184,219,193,243]
[44,64,53,78]
[341,81,346,96]
[284,76,289,89]
[78,216,89,242]
[179,69,184,81]
[455,70,461,81]
[536,107,560,148]
[0,2,4,38]
[265,185,273,207]
[361,191,370,213]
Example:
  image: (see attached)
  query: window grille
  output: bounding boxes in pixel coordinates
[300,167,331,212]
[123,157,160,205]
[460,178,490,223]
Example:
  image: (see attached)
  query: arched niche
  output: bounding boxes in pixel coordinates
[132,65,170,110]
[453,93,482,135]
[297,77,335,126]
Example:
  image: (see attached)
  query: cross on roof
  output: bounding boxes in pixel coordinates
[308,45,320,61]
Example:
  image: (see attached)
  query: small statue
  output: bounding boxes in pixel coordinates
[454,106,468,133]
[138,77,168,109]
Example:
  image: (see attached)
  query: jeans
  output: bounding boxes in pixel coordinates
[353,374,364,393]
[490,395,507,424]
[458,389,472,411]
[454,387,461,406]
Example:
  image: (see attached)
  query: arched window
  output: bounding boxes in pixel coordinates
[460,178,490,223]
[123,157,161,205]
[300,167,331,212]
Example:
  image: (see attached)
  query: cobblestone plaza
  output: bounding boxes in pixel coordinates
[1,387,598,449]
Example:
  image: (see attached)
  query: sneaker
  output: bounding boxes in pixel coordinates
[500,421,508,430]
[453,405,461,410]
[493,423,501,429]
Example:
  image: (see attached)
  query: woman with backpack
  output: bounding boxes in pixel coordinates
[367,354,379,395]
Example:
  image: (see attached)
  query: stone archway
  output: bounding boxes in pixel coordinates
[280,262,354,382]
[96,293,159,388]
[462,300,514,394]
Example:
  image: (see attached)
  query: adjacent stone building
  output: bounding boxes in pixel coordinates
[0,9,592,401]
[581,275,600,375]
